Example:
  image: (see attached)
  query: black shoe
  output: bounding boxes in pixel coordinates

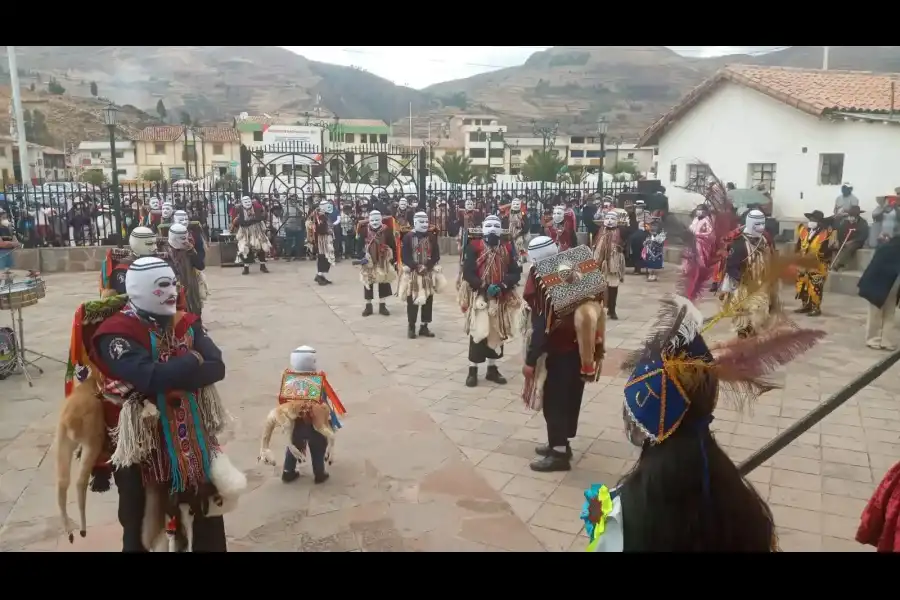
[808,309,822,317]
[314,473,330,484]
[378,304,390,316]
[260,263,269,273]
[529,451,571,473]
[362,304,373,317]
[485,365,507,385]
[242,266,249,275]
[418,324,435,338]
[535,444,573,459]
[408,325,417,339]
[314,274,323,284]
[607,310,618,320]
[465,366,478,387]
[794,306,811,314]
[323,277,333,285]
[317,277,329,286]
[281,471,300,483]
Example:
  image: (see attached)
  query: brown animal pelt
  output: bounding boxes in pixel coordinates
[56,369,105,543]
[574,300,605,381]
[258,400,335,467]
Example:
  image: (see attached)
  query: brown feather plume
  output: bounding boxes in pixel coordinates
[620,297,686,372]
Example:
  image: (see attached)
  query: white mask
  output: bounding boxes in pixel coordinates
[126,257,178,316]
[464,200,475,211]
[413,211,429,233]
[807,221,818,230]
[369,210,383,229]
[161,203,174,219]
[398,200,408,211]
[744,210,767,238]
[482,215,502,237]
[511,199,521,212]
[319,201,334,215]
[129,226,157,256]
[603,212,618,228]
[527,236,558,263]
[241,196,253,211]
[173,210,189,226]
[289,345,317,372]
[0,219,9,227]
[148,197,160,212]
[168,223,190,250]
[602,202,612,211]
[552,206,565,225]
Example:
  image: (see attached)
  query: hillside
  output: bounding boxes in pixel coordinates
[407,45,900,139]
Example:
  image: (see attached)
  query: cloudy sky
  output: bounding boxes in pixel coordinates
[281,46,785,89]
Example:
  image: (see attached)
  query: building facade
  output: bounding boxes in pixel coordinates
[641,65,900,219]
[132,125,240,182]
[76,140,139,183]
[0,135,71,184]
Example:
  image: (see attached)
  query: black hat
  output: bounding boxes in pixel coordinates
[847,206,866,216]
[804,210,826,221]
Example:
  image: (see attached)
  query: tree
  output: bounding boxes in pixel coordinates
[345,164,374,184]
[81,170,107,186]
[521,150,567,182]
[22,109,54,146]
[90,81,98,96]
[142,169,164,183]
[607,160,639,176]
[432,153,475,184]
[156,99,167,120]
[562,165,587,184]
[180,111,191,126]
[48,78,65,95]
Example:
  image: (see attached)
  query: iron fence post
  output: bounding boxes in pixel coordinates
[107,125,122,242]
[417,147,427,208]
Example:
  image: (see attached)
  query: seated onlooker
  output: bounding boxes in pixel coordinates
[832,206,870,271]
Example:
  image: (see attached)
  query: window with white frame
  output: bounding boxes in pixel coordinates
[748,163,777,192]
[686,163,710,193]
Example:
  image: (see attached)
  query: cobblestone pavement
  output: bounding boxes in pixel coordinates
[0,257,897,552]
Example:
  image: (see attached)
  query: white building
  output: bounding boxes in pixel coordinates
[77,140,138,182]
[640,65,900,220]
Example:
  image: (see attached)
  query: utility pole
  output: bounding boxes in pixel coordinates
[823,46,830,71]
[7,46,31,186]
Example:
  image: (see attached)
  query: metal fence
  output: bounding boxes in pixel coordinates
[1,179,646,247]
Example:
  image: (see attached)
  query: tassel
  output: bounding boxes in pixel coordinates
[110,400,159,469]
[197,385,229,437]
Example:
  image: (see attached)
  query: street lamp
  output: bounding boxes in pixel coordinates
[423,138,438,177]
[532,119,559,152]
[597,116,609,194]
[102,103,123,242]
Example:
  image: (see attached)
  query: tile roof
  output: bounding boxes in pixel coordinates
[639,65,900,146]
[132,125,239,143]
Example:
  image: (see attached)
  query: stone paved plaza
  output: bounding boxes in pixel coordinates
[0,256,898,552]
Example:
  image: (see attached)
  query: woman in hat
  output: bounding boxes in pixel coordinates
[833,205,869,272]
[579,295,826,552]
[794,210,838,317]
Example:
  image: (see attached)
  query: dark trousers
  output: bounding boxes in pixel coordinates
[316,253,331,274]
[364,283,392,301]
[607,285,619,313]
[240,249,267,266]
[332,227,343,261]
[113,464,227,552]
[541,350,586,448]
[343,233,355,258]
[468,337,503,364]
[406,295,433,325]
[283,420,327,478]
[627,231,647,270]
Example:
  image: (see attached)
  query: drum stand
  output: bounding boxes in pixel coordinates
[7,306,66,387]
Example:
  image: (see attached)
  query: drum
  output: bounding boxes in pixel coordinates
[0,280,46,310]
[0,326,17,376]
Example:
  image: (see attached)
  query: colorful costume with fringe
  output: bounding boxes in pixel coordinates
[278,369,346,428]
[719,230,777,338]
[795,222,837,313]
[545,209,578,252]
[399,230,444,329]
[357,218,396,299]
[857,459,900,552]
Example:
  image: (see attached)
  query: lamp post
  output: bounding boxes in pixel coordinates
[103,103,123,242]
[532,120,559,152]
[423,139,438,177]
[597,116,609,195]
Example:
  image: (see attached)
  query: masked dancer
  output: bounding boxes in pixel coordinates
[642,216,666,282]
[456,197,484,288]
[357,210,396,317]
[100,226,159,298]
[579,294,825,552]
[141,197,162,231]
[458,215,522,387]
[501,197,528,263]
[718,210,778,338]
[546,204,577,252]
[306,199,335,285]
[795,210,837,317]
[160,200,174,229]
[165,223,205,318]
[686,203,714,274]
[592,210,626,320]
[523,241,606,472]
[399,211,445,339]
[79,256,245,551]
[626,200,649,275]
[232,195,271,275]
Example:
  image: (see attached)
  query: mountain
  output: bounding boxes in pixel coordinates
[0,46,429,146]
[407,46,900,139]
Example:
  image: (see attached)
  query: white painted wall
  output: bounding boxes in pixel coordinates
[656,82,900,219]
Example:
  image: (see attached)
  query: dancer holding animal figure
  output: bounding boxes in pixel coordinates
[259,346,346,484]
[307,198,336,285]
[357,209,396,317]
[399,211,446,339]
[546,204,577,252]
[592,210,626,320]
[458,215,523,387]
[500,198,528,263]
[232,195,271,275]
[58,256,244,551]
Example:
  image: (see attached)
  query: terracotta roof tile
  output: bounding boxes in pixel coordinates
[132,125,238,143]
[196,127,240,142]
[639,65,900,146]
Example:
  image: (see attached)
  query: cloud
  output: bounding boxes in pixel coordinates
[281,46,786,89]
